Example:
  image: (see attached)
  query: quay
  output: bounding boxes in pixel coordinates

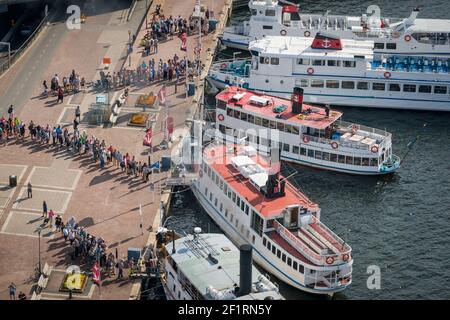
[0,0,232,300]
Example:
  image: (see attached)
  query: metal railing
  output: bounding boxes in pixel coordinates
[0,12,50,77]
[310,215,351,256]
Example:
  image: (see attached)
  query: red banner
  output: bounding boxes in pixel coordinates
[143,127,152,146]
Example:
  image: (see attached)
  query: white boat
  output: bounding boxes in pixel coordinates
[209,33,450,111]
[221,0,450,56]
[160,229,285,300]
[211,86,400,175]
[191,142,354,294]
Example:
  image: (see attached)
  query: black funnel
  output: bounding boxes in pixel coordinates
[292,87,304,114]
[238,244,253,297]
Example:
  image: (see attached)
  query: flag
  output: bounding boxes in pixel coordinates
[92,262,101,285]
[194,45,202,56]
[158,85,166,104]
[143,127,152,146]
[150,161,160,170]
[166,116,174,139]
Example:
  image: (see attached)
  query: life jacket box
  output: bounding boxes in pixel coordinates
[187,82,195,96]
[161,156,171,171]
[127,247,141,262]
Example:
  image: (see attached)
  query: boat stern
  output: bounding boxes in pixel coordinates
[379,154,401,174]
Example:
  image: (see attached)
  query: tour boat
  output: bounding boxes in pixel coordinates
[210,86,400,175]
[191,142,354,294]
[220,0,450,56]
[209,33,450,111]
[160,230,285,300]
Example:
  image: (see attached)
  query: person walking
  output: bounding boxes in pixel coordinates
[117,259,124,279]
[75,105,81,122]
[8,282,16,300]
[7,105,14,120]
[57,86,64,104]
[42,201,48,218]
[55,215,62,231]
[48,209,55,228]
[27,182,32,198]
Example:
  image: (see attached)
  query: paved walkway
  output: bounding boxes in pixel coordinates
[0,0,229,300]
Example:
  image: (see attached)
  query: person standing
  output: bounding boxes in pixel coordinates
[8,282,16,300]
[7,105,14,120]
[48,209,55,228]
[42,201,48,218]
[73,118,79,131]
[117,259,124,279]
[55,215,62,231]
[27,182,32,198]
[57,86,64,104]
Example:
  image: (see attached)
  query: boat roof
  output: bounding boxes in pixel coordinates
[216,86,343,130]
[249,36,374,59]
[204,144,320,218]
[407,18,450,33]
[166,233,283,299]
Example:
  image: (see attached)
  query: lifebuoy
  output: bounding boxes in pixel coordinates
[220,63,227,69]
[302,135,309,143]
[280,29,287,36]
[371,145,379,153]
[330,141,338,149]
[342,254,349,262]
[307,67,314,75]
[304,30,311,37]
[404,34,412,42]
[326,256,334,265]
[384,71,391,78]
[217,114,225,121]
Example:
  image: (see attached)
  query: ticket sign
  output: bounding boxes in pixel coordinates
[103,57,111,65]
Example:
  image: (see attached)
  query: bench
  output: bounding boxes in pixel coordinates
[37,274,48,291]
[42,262,52,277]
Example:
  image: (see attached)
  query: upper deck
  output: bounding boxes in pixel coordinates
[216,86,342,130]
[203,144,320,218]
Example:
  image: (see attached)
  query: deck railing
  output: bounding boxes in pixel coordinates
[310,215,352,255]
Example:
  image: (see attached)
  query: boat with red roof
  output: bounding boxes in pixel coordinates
[192,141,353,294]
[212,86,400,175]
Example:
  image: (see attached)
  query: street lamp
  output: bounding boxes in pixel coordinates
[37,227,42,276]
[0,42,11,68]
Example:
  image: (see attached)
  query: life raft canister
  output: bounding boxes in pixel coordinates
[331,141,339,149]
[280,29,287,36]
[371,144,379,153]
[326,256,335,265]
[302,135,309,143]
[404,34,412,42]
[220,63,227,69]
[217,114,225,121]
[304,30,311,37]
[307,67,314,75]
[384,71,391,78]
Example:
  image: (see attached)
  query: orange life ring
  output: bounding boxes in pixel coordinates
[371,145,379,153]
[220,63,227,69]
[280,29,287,36]
[330,141,338,149]
[304,30,311,37]
[384,71,391,78]
[303,135,309,143]
[404,34,412,42]
[307,67,314,75]
[342,254,350,262]
[217,114,225,121]
[326,256,334,265]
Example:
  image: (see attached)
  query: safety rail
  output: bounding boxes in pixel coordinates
[0,9,50,77]
[310,215,351,256]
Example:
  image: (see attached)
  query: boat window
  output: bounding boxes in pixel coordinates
[345,156,353,165]
[338,154,345,163]
[342,81,355,89]
[307,149,314,157]
[204,187,208,195]
[225,209,228,217]
[322,152,330,161]
[293,261,298,270]
[252,235,256,244]
[271,57,279,65]
[299,79,309,87]
[232,192,236,203]
[327,60,341,67]
[434,86,447,94]
[269,120,277,129]
[282,253,286,263]
[300,147,306,156]
[240,200,245,212]
[252,116,261,126]
[247,114,254,123]
[220,203,223,212]
[419,85,432,93]
[251,210,264,236]
[215,198,218,207]
[386,43,397,50]
[299,265,304,274]
[312,59,326,66]
[354,157,361,166]
[226,108,233,116]
[362,158,369,166]
[297,58,310,65]
[283,143,290,152]
[235,219,239,228]
[277,250,281,258]
[403,84,416,92]
[262,118,270,128]
[343,60,356,68]
[263,25,273,30]
[284,124,292,133]
[315,150,322,159]
[372,82,386,91]
[277,122,285,132]
[234,110,241,119]
[240,112,247,121]
[389,83,401,91]
[374,43,384,49]
[209,192,213,201]
[330,153,337,162]
[263,237,267,246]
[326,80,340,88]
[370,158,378,167]
[292,126,299,135]
[357,82,369,90]
[310,80,324,88]
[267,241,271,250]
[293,146,300,154]
[217,99,227,110]
[287,257,292,266]
[265,9,276,16]
[272,245,276,255]
[245,204,249,215]
[236,196,241,208]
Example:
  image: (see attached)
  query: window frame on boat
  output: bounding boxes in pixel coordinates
[341,81,355,89]
[265,9,276,16]
[357,81,369,90]
[434,86,447,94]
[389,83,401,92]
[342,60,356,68]
[372,82,386,91]
[326,80,340,89]
[418,85,432,93]
[297,58,310,65]
[403,84,416,92]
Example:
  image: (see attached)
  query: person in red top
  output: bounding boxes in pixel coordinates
[48,209,55,228]
[57,86,64,104]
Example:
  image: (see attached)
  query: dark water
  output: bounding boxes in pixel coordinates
[166,0,450,300]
